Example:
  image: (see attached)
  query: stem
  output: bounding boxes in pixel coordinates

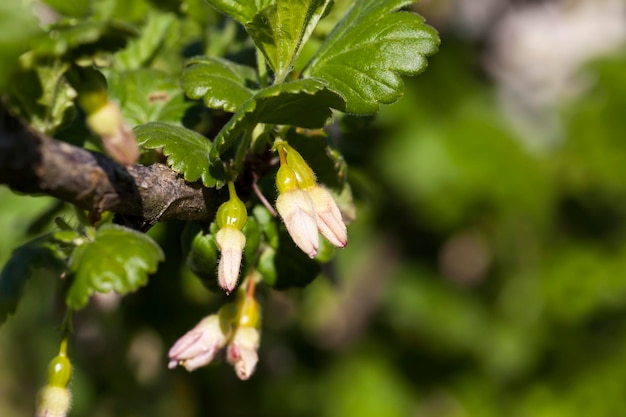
[246,273,256,298]
[59,308,73,356]
[227,181,237,199]
[257,49,268,88]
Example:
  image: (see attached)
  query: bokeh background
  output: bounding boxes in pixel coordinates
[2,0,626,416]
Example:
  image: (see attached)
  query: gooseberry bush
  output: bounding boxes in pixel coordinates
[0,0,438,415]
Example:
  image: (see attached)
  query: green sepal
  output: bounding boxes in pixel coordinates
[186,228,220,292]
[0,236,66,326]
[66,224,164,310]
[304,0,440,114]
[285,129,347,190]
[134,122,216,187]
[47,354,72,388]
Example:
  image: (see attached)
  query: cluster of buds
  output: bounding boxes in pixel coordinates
[168,289,261,380]
[275,142,347,258]
[214,182,247,294]
[35,340,72,417]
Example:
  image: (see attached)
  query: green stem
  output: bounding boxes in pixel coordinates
[257,49,268,88]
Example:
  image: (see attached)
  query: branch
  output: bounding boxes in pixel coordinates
[0,105,219,226]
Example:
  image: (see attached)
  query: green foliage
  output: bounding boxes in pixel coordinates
[135,122,216,186]
[66,224,163,309]
[305,0,439,113]
[181,56,259,112]
[204,0,273,26]
[246,0,332,82]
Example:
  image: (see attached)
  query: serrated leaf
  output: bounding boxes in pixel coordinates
[245,0,332,82]
[134,122,216,186]
[0,237,66,325]
[107,69,192,126]
[114,12,179,70]
[66,224,164,310]
[181,56,259,112]
[209,78,345,178]
[205,0,273,25]
[305,0,439,114]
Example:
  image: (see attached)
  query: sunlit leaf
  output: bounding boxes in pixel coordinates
[66,224,164,310]
[305,0,439,113]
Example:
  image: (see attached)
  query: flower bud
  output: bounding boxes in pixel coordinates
[306,185,347,248]
[216,227,246,294]
[226,326,260,380]
[168,315,231,371]
[86,101,138,165]
[35,385,71,417]
[276,189,319,258]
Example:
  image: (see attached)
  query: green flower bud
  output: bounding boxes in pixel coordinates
[47,354,72,388]
[216,183,247,230]
[275,164,299,194]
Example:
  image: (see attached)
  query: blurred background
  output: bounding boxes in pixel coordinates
[2,0,626,416]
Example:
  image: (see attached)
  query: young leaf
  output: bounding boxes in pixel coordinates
[114,12,179,71]
[245,0,332,82]
[205,0,273,25]
[209,78,345,173]
[107,69,192,126]
[134,122,216,186]
[66,224,164,310]
[0,237,66,325]
[186,229,220,292]
[181,56,259,112]
[304,0,440,114]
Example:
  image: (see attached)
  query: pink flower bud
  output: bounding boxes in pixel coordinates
[168,315,230,371]
[306,185,347,248]
[226,326,260,380]
[216,227,246,294]
[276,189,319,258]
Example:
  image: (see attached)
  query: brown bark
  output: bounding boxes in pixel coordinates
[0,105,218,227]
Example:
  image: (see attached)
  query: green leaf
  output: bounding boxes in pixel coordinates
[134,122,216,186]
[66,224,164,310]
[114,12,179,70]
[242,217,261,270]
[245,0,332,82]
[107,69,193,126]
[304,0,439,114]
[8,61,77,135]
[0,237,66,325]
[205,0,273,25]
[181,56,259,112]
[209,78,345,177]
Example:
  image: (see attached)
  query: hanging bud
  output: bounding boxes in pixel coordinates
[215,227,246,293]
[276,143,348,250]
[35,342,72,417]
[276,165,319,258]
[306,185,347,247]
[226,294,261,380]
[215,182,247,293]
[168,315,231,371]
[86,101,139,166]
